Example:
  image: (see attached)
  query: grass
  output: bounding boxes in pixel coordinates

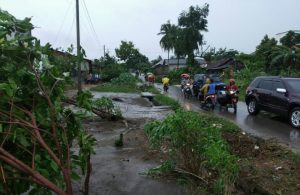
[154,94,181,111]
[91,84,139,93]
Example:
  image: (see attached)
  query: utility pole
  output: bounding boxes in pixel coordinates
[103,45,106,58]
[76,0,82,92]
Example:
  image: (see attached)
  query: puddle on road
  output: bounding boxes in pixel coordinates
[92,92,172,120]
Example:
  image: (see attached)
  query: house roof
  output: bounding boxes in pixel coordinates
[153,58,206,68]
[276,30,300,36]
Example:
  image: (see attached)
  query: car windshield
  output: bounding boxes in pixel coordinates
[285,79,300,93]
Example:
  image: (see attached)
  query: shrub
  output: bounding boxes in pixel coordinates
[145,110,239,194]
[111,73,138,86]
[154,94,181,110]
[101,63,126,82]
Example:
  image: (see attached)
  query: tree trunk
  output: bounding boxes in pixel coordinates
[84,154,92,195]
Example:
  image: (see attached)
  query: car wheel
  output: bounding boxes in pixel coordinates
[289,107,300,128]
[247,98,259,115]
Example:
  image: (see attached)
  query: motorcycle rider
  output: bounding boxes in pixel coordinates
[226,78,238,91]
[199,78,211,101]
[162,75,170,92]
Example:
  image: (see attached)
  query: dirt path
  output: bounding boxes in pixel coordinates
[73,92,186,195]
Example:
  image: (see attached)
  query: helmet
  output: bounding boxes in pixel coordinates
[205,78,211,84]
[229,79,235,85]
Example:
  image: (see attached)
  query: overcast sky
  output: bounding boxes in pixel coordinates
[1,0,300,60]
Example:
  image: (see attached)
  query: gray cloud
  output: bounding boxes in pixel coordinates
[1,0,300,60]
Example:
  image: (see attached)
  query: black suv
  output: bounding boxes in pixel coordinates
[245,76,300,128]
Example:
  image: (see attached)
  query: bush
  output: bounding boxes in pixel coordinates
[111,73,138,86]
[101,63,126,82]
[168,68,189,84]
[145,110,239,194]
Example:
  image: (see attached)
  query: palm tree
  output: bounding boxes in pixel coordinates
[269,45,300,74]
[158,21,178,63]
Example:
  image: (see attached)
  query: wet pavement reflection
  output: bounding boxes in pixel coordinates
[156,84,300,152]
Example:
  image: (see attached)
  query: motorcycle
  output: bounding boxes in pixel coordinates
[217,89,239,113]
[183,83,192,99]
[201,93,217,111]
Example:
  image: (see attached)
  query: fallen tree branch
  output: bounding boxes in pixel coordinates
[174,167,208,184]
[64,98,123,120]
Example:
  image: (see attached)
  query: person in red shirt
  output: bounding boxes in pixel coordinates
[226,79,238,91]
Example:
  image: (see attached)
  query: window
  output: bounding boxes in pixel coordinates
[259,80,272,90]
[285,79,300,93]
[272,80,285,91]
[250,78,261,88]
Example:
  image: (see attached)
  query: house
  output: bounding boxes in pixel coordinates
[206,58,245,73]
[152,58,206,75]
[51,49,93,76]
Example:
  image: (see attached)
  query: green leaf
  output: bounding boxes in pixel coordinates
[71,171,81,180]
[50,160,58,171]
[18,135,30,147]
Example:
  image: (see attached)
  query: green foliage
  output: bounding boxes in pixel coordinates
[145,110,239,194]
[111,73,138,86]
[77,90,94,111]
[289,152,300,164]
[280,31,300,48]
[158,21,179,58]
[115,41,149,69]
[0,9,95,194]
[167,67,189,83]
[158,4,209,66]
[138,85,160,94]
[101,63,126,82]
[154,94,181,111]
[94,97,122,117]
[92,73,140,93]
[178,4,209,66]
[204,47,239,62]
[147,160,175,175]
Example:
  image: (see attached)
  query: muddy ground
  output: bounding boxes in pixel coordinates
[72,91,186,195]
[70,90,300,195]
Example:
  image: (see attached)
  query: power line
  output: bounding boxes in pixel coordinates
[64,12,76,48]
[81,0,102,48]
[53,0,74,45]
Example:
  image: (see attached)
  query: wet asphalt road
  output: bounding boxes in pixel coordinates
[156,84,300,152]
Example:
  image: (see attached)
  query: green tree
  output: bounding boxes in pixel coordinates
[255,35,278,70]
[280,31,300,48]
[178,4,209,66]
[269,45,300,72]
[158,21,178,61]
[0,9,95,194]
[115,41,149,69]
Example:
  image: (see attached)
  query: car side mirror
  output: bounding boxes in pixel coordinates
[276,88,286,93]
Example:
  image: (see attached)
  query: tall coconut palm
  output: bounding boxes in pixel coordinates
[158,21,178,63]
